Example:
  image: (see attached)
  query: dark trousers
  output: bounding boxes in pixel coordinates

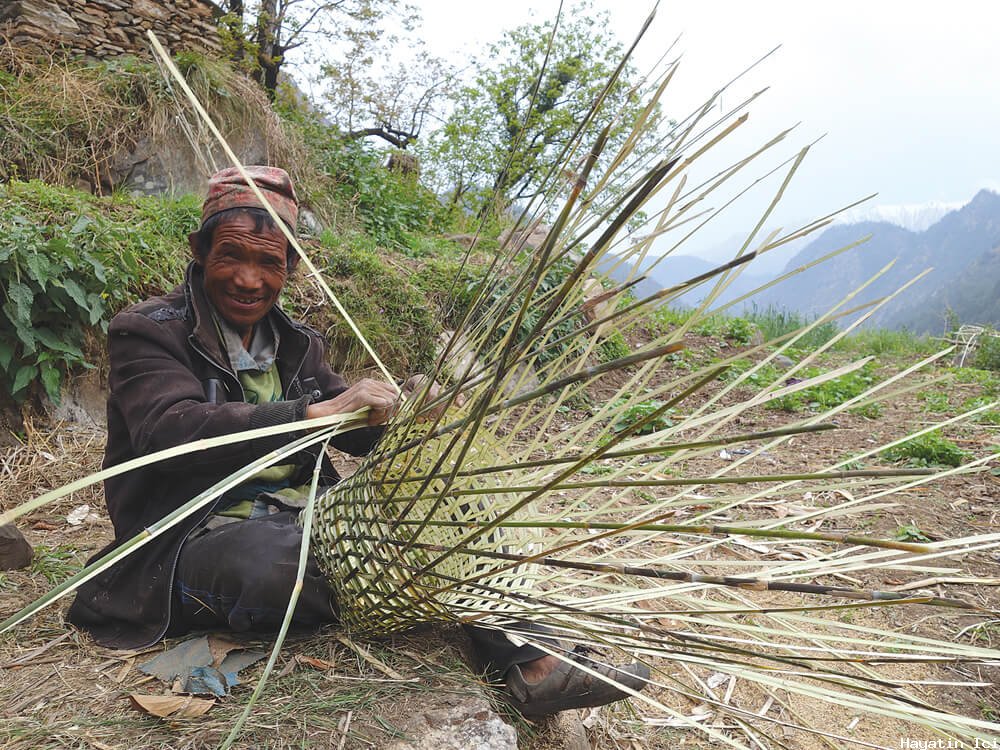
[173,511,546,677]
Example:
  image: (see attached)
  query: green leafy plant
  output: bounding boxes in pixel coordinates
[882,431,970,468]
[610,395,674,434]
[693,314,757,344]
[770,362,878,413]
[919,390,951,413]
[598,330,631,363]
[894,524,931,543]
[0,181,193,402]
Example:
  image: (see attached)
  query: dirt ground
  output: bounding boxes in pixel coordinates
[2,335,999,749]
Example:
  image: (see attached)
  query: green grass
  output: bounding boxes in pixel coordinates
[882,431,969,468]
[304,230,441,375]
[29,544,85,585]
[834,328,940,357]
[745,306,839,351]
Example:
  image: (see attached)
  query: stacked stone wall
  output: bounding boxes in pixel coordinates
[1,0,222,59]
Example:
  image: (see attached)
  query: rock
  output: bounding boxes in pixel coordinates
[386,151,420,177]
[299,208,324,237]
[443,233,479,249]
[549,710,591,749]
[580,277,614,325]
[0,524,33,571]
[437,330,540,399]
[131,0,169,21]
[773,354,796,370]
[384,693,516,750]
[5,0,80,37]
[499,223,551,252]
[51,368,107,427]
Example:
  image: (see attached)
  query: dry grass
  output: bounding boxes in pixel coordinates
[0,43,310,199]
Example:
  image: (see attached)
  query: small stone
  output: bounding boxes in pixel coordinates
[773,354,796,370]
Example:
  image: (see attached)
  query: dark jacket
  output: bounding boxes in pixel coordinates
[68,262,381,649]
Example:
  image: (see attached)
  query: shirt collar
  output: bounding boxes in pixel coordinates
[211,309,281,374]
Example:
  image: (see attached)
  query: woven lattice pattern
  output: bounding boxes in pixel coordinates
[312,417,544,632]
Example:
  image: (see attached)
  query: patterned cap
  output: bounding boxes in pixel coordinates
[201,166,298,230]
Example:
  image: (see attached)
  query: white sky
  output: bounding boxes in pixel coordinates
[410,0,1000,256]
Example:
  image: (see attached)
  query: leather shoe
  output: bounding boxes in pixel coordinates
[504,651,649,717]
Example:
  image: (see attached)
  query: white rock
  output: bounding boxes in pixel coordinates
[384,694,516,750]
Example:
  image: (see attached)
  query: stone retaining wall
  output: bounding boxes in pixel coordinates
[1,0,222,59]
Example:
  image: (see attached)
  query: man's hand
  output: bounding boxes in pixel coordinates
[402,375,465,422]
[305,378,400,426]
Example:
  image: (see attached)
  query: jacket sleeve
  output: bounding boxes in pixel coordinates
[107,311,312,476]
[304,333,385,457]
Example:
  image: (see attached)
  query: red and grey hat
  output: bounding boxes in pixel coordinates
[201,166,298,230]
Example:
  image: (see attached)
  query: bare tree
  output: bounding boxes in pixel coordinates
[220,0,413,98]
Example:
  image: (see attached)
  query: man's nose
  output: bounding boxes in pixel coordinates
[233,263,263,289]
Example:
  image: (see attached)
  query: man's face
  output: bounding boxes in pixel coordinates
[196,213,289,334]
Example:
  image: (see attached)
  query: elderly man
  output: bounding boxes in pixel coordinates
[69,166,647,717]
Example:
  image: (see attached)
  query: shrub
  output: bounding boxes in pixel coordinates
[973,328,1000,372]
[281,109,447,248]
[473,255,583,367]
[0,181,193,402]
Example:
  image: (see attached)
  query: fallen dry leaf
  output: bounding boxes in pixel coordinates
[31,520,59,531]
[207,635,242,667]
[297,654,336,671]
[128,693,214,719]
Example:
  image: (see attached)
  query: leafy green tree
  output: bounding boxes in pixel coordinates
[419,4,655,214]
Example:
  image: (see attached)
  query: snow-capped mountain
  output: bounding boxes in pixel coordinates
[836,200,965,233]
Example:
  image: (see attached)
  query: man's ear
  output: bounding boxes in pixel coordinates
[188,231,201,264]
[286,249,300,273]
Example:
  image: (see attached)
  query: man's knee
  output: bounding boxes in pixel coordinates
[174,511,335,633]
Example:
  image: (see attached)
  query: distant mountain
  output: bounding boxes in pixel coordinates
[597,190,1000,333]
[750,189,1000,333]
[836,200,964,233]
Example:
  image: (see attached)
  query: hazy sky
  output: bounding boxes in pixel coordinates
[412,1,1000,256]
